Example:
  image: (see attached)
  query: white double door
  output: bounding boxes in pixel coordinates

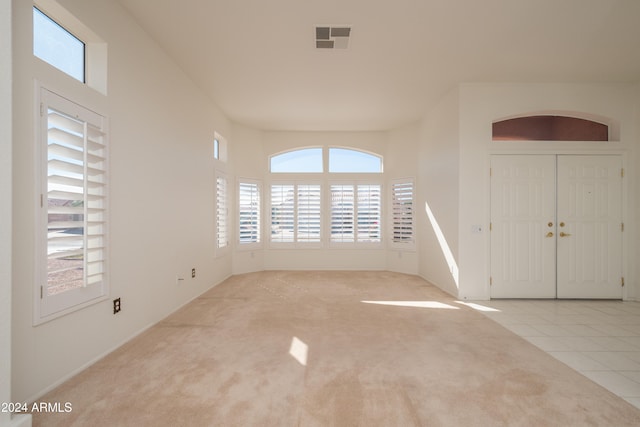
[490,155,623,299]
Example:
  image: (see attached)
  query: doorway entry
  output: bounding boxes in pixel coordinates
[490,155,623,299]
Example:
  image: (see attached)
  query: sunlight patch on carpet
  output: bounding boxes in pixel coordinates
[289,336,308,366]
[361,301,459,309]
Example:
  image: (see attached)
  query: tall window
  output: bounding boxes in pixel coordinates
[238,180,260,245]
[216,174,228,251]
[296,185,321,243]
[270,184,294,243]
[391,180,414,246]
[33,6,85,83]
[330,184,381,244]
[37,86,108,322]
[270,184,321,244]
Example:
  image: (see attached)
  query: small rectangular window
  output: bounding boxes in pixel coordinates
[33,7,85,83]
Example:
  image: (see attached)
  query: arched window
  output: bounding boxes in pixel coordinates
[270,148,323,173]
[492,115,609,141]
[328,148,382,173]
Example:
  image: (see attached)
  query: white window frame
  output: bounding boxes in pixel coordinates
[215,172,229,255]
[213,132,228,162]
[237,179,261,249]
[389,178,415,250]
[33,5,85,83]
[269,182,322,248]
[33,0,108,95]
[329,181,383,248]
[35,84,109,324]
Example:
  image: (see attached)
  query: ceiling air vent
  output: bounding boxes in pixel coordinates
[315,26,351,49]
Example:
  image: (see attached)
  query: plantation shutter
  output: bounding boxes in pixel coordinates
[297,184,321,243]
[392,180,414,244]
[330,184,355,243]
[239,181,260,244]
[216,175,228,249]
[356,184,381,243]
[46,97,107,294]
[39,87,108,321]
[271,184,295,243]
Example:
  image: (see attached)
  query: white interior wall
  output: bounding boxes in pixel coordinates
[416,88,461,297]
[0,0,10,419]
[635,83,640,301]
[385,124,420,275]
[2,2,27,426]
[457,83,638,300]
[12,0,232,402]
[230,123,266,274]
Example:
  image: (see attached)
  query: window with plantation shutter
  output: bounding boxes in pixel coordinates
[37,86,108,322]
[296,185,321,243]
[270,183,321,245]
[216,174,229,251]
[330,184,354,243]
[270,184,294,243]
[331,184,381,244]
[238,180,260,245]
[357,184,381,242]
[391,179,414,247]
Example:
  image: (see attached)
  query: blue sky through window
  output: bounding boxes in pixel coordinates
[329,148,382,173]
[33,7,85,82]
[271,148,323,173]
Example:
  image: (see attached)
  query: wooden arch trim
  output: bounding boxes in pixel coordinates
[492,115,609,141]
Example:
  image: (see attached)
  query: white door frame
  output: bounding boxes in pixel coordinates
[489,150,629,300]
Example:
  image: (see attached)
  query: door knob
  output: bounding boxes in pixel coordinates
[559,232,571,237]
[548,222,553,227]
[559,222,565,227]
[546,232,554,237]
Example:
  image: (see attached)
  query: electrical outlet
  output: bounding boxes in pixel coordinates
[113,298,121,314]
[192,268,196,278]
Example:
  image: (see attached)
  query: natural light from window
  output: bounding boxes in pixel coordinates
[33,7,85,82]
[329,148,382,173]
[270,148,323,173]
[289,336,308,366]
[361,301,459,309]
[425,201,459,288]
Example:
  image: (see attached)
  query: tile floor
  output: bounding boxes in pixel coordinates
[472,299,640,410]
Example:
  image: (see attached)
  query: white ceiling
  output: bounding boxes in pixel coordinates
[117,0,640,131]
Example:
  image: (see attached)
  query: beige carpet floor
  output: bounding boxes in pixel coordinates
[33,271,640,426]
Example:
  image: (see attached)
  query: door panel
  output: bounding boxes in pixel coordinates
[490,155,556,298]
[556,156,622,298]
